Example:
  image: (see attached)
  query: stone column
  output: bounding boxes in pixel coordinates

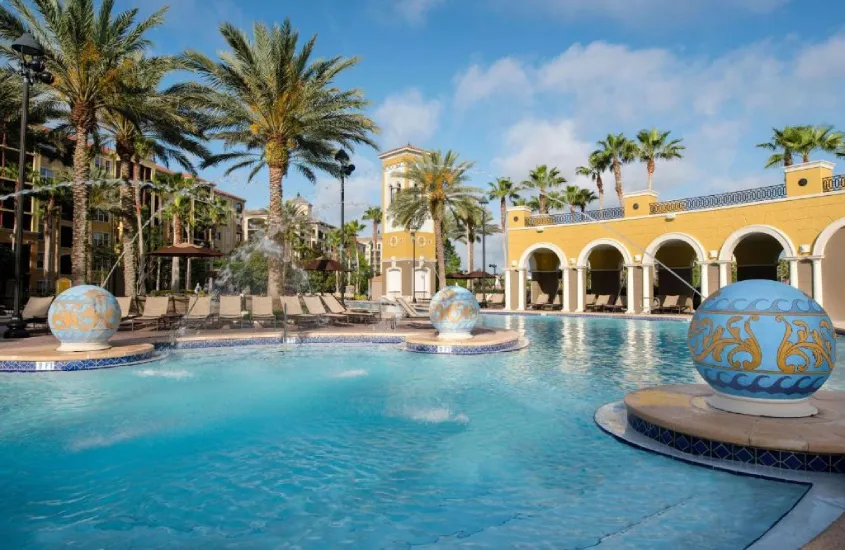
[576,266,586,312]
[504,268,512,310]
[719,261,730,289]
[561,267,570,312]
[700,262,709,298]
[625,264,637,313]
[812,257,823,306]
[517,268,526,311]
[641,263,652,313]
[788,258,799,289]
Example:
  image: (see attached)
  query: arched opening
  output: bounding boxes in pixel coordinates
[586,245,624,299]
[816,218,845,322]
[651,240,701,309]
[526,247,562,309]
[733,234,787,282]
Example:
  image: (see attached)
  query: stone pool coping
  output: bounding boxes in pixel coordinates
[0,343,157,372]
[595,399,845,549]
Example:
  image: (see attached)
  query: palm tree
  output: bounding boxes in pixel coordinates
[450,202,499,278]
[635,128,685,191]
[0,0,167,285]
[98,54,210,298]
[487,176,520,272]
[388,150,478,289]
[562,185,583,214]
[361,206,382,274]
[794,125,845,163]
[757,126,805,168]
[521,165,566,214]
[595,133,638,206]
[181,20,378,299]
[0,70,62,169]
[155,173,194,291]
[33,174,70,286]
[574,188,598,212]
[513,196,541,212]
[575,152,611,210]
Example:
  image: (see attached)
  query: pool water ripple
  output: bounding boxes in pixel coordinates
[1,315,843,548]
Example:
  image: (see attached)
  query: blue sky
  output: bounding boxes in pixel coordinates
[120,0,845,266]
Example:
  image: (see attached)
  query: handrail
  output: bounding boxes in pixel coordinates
[649,184,786,215]
[822,174,845,193]
[527,206,624,226]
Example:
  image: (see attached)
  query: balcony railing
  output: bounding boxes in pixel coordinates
[527,206,624,226]
[649,184,786,215]
[823,174,845,193]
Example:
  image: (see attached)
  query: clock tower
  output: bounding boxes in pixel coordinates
[378,145,436,300]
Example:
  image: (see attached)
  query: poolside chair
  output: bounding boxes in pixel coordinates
[488,294,505,309]
[653,295,679,314]
[587,294,610,312]
[251,296,277,327]
[302,295,346,325]
[116,296,140,331]
[530,293,550,310]
[184,296,213,328]
[652,295,667,312]
[21,296,54,332]
[585,294,597,309]
[679,295,694,314]
[218,296,245,327]
[322,294,378,324]
[279,296,320,327]
[543,293,562,310]
[395,297,428,319]
[135,296,174,330]
[603,295,625,313]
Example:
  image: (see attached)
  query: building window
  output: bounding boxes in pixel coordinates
[93,210,110,223]
[39,168,54,179]
[93,232,110,247]
[235,203,243,214]
[60,226,72,248]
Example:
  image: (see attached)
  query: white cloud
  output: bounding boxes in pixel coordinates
[373,88,442,149]
[310,155,381,232]
[391,0,447,24]
[454,57,532,109]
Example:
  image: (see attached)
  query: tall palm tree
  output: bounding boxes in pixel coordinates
[595,133,638,206]
[181,20,378,298]
[794,125,845,163]
[0,0,168,285]
[513,196,541,212]
[575,152,611,210]
[361,205,382,274]
[98,54,210,298]
[0,70,62,169]
[562,185,583,214]
[635,128,685,191]
[487,176,520,272]
[757,126,805,168]
[155,173,194,291]
[388,150,478,289]
[450,202,499,277]
[574,188,598,213]
[520,165,566,214]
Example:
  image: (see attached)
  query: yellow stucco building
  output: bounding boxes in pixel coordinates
[378,145,437,299]
[504,161,845,322]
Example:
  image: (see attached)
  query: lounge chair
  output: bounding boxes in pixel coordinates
[22,296,54,331]
[543,293,562,310]
[585,294,597,309]
[488,294,505,309]
[604,295,625,313]
[218,296,245,327]
[302,295,346,325]
[135,296,174,330]
[116,296,140,330]
[184,296,213,328]
[322,294,378,324]
[587,294,610,312]
[679,295,694,314]
[395,297,428,319]
[530,293,550,310]
[279,296,320,327]
[653,295,680,314]
[251,296,277,327]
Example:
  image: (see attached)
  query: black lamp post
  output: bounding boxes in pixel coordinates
[479,198,488,305]
[410,228,417,303]
[334,149,354,303]
[5,32,53,339]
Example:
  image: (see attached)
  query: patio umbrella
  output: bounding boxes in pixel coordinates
[301,258,349,272]
[465,270,496,279]
[446,272,470,280]
[148,243,224,293]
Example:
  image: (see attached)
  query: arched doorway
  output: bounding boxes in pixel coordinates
[814,218,845,322]
[577,239,633,312]
[720,226,796,287]
[644,233,706,311]
[517,243,567,310]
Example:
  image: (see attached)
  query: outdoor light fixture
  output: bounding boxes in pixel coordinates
[335,149,355,304]
[410,228,417,303]
[5,32,54,339]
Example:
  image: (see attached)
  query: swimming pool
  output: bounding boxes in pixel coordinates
[1,315,841,548]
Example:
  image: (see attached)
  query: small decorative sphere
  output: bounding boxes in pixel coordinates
[48,285,121,352]
[429,286,480,340]
[688,280,836,417]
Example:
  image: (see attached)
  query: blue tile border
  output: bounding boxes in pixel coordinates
[404,338,523,355]
[627,411,845,474]
[0,349,159,372]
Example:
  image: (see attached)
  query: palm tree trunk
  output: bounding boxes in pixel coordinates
[433,207,446,289]
[500,198,508,278]
[133,164,146,295]
[119,157,137,298]
[267,164,284,298]
[156,257,161,291]
[596,174,604,210]
[71,124,90,285]
[613,159,624,208]
[539,192,547,214]
[784,151,793,167]
[43,195,54,286]
[171,215,182,291]
[647,159,655,191]
[803,153,810,163]
[569,203,576,214]
[372,221,378,274]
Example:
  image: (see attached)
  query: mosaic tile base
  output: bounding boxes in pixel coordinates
[404,338,525,355]
[0,349,159,372]
[627,412,845,474]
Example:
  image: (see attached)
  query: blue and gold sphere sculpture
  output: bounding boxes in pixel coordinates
[48,285,121,352]
[688,279,836,417]
[429,285,480,340]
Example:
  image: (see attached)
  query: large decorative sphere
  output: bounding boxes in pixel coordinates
[688,279,836,417]
[429,286,480,340]
[48,285,121,352]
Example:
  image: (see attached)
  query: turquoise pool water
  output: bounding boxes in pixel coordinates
[1,315,842,549]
